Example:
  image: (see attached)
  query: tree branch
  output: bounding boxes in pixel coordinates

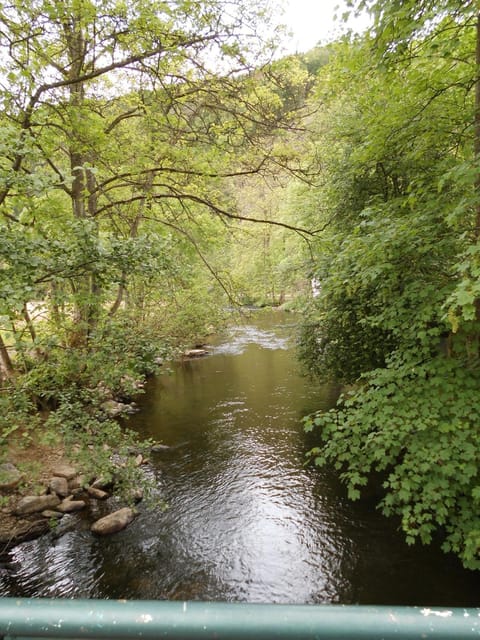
[95,189,317,237]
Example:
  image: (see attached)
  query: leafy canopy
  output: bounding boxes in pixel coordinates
[300,3,480,569]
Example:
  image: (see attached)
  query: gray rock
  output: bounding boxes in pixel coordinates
[56,497,86,513]
[0,463,23,490]
[69,475,87,491]
[87,486,109,500]
[51,464,77,480]
[183,348,208,358]
[41,510,64,519]
[101,399,129,417]
[151,443,171,453]
[49,476,69,497]
[15,494,61,516]
[92,477,113,490]
[91,507,136,535]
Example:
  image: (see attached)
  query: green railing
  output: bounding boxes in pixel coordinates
[0,599,479,640]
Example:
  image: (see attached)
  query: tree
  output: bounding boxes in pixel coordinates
[0,0,315,488]
[0,0,312,368]
[302,4,480,569]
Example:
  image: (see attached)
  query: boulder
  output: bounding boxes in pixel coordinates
[56,497,86,513]
[183,348,208,358]
[69,475,87,491]
[41,510,64,519]
[92,477,113,491]
[49,476,70,498]
[51,464,77,480]
[101,399,130,417]
[151,443,171,453]
[87,486,109,500]
[91,507,136,536]
[0,463,23,490]
[0,519,49,546]
[15,494,61,516]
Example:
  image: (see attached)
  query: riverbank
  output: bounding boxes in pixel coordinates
[0,436,72,550]
[0,428,153,552]
[0,337,215,553]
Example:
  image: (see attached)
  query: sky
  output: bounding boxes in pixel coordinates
[280,0,371,53]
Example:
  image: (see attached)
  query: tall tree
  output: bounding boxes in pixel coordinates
[0,0,315,491]
[0,0,311,359]
[302,3,480,569]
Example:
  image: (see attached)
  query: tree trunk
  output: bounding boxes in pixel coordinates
[108,195,147,317]
[108,278,126,317]
[0,333,15,382]
[22,304,45,360]
[64,16,101,346]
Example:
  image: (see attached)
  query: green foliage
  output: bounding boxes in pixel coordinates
[0,0,316,507]
[305,352,480,569]
[297,296,396,383]
[224,172,314,308]
[44,389,155,505]
[300,46,331,77]
[0,389,40,447]
[0,0,312,375]
[300,6,480,569]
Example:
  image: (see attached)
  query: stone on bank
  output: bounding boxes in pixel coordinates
[15,494,61,516]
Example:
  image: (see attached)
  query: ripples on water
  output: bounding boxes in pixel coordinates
[212,324,290,355]
[1,312,480,604]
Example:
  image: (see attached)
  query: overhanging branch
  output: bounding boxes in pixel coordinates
[95,190,318,237]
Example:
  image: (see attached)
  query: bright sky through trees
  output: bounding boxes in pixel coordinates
[281,0,370,52]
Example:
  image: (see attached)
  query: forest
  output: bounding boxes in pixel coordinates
[0,0,479,570]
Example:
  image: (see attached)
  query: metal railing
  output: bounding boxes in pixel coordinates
[0,599,479,640]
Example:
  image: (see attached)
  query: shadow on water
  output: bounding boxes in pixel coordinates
[1,310,480,604]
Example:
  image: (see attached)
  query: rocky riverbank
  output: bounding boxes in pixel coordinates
[0,351,197,554]
[0,446,153,552]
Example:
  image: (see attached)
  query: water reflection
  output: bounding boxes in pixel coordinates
[1,311,479,604]
[2,525,103,598]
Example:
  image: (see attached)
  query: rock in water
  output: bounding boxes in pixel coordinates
[101,399,131,417]
[151,443,171,453]
[0,519,50,546]
[91,507,136,535]
[183,348,208,358]
[56,497,86,513]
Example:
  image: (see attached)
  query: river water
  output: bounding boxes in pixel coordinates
[1,310,479,604]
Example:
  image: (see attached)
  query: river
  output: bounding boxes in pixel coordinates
[1,310,479,604]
